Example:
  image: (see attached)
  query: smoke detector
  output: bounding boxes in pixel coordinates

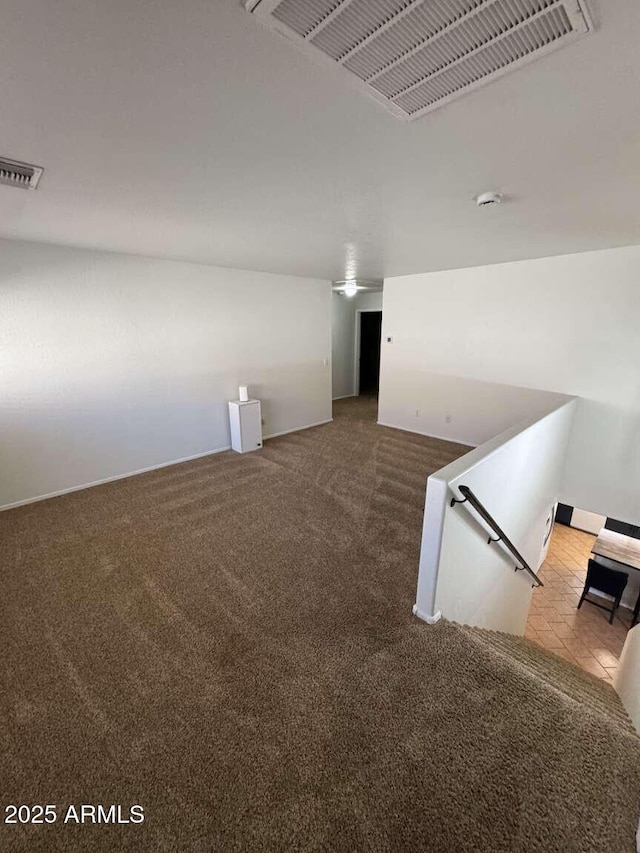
[0,157,43,190]
[244,0,594,121]
[476,191,502,207]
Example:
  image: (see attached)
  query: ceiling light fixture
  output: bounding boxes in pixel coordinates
[475,191,503,207]
[342,280,358,298]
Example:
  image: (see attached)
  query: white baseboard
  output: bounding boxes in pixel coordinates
[2,418,335,513]
[413,604,442,624]
[264,418,333,440]
[377,420,477,448]
[0,445,232,512]
[332,394,356,401]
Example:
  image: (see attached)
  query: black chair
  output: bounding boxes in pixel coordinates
[577,559,628,625]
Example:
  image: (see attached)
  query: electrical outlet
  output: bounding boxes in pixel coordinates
[445,415,452,424]
[415,409,420,418]
[261,418,266,426]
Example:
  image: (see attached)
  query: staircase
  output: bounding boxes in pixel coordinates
[460,623,637,737]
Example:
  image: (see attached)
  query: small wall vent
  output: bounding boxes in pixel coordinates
[245,0,594,120]
[0,157,43,190]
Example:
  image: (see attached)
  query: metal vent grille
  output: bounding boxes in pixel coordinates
[245,0,593,120]
[0,157,43,190]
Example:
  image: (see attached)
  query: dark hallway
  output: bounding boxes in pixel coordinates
[358,310,382,395]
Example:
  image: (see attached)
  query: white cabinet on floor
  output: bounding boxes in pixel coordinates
[229,399,263,453]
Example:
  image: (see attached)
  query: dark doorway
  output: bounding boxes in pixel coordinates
[358,311,382,396]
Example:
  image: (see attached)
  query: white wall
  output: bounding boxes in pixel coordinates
[378,369,568,447]
[331,292,357,399]
[355,292,384,311]
[0,238,331,509]
[614,625,640,735]
[415,399,576,634]
[569,508,606,536]
[331,290,382,399]
[379,244,640,525]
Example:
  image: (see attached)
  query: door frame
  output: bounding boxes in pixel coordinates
[354,309,382,397]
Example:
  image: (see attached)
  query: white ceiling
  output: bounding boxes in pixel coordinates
[1,0,639,280]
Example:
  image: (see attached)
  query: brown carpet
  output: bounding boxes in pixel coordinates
[1,396,639,852]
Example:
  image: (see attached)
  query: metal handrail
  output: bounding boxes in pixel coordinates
[450,484,544,588]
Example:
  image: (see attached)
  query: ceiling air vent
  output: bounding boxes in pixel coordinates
[0,157,43,190]
[245,0,594,120]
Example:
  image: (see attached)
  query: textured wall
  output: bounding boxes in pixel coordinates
[380,244,640,524]
[417,401,576,634]
[331,290,382,399]
[0,238,331,508]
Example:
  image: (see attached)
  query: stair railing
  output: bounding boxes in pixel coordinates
[450,484,544,588]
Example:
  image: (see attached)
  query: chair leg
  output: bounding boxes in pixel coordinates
[632,593,640,628]
[577,588,588,610]
[610,594,624,625]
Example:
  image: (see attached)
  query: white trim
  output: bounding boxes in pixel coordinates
[2,417,336,512]
[0,445,232,512]
[376,420,478,448]
[413,604,442,624]
[415,478,449,621]
[332,394,356,401]
[264,418,333,440]
[425,398,575,484]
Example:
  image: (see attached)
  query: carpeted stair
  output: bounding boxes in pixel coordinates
[461,623,637,737]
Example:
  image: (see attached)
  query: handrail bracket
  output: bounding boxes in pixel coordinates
[450,484,544,589]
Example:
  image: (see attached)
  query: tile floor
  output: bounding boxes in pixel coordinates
[525,523,635,684]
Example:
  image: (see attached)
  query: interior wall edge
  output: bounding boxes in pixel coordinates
[376,421,478,450]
